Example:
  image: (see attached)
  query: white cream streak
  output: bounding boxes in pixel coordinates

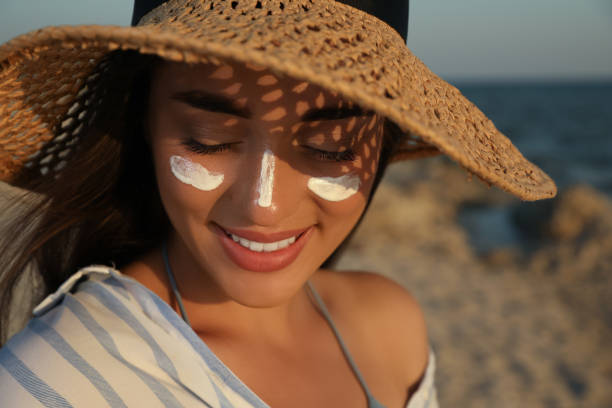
[169,155,224,191]
[257,149,275,207]
[308,174,361,202]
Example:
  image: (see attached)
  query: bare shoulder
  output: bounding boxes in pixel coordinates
[312,270,430,388]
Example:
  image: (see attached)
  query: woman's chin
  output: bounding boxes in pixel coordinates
[197,225,322,307]
[216,272,308,308]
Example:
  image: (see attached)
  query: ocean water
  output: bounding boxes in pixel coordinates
[452,81,612,253]
[456,81,612,196]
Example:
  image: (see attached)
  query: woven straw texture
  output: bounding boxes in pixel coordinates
[0,0,556,200]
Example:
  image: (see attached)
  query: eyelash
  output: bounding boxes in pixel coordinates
[307,147,356,162]
[182,138,231,154]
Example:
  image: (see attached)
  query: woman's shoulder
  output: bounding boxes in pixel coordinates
[311,269,428,338]
[311,269,430,390]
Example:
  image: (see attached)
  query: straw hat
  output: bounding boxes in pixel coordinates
[0,0,556,200]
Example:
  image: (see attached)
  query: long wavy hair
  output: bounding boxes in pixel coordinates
[0,50,401,344]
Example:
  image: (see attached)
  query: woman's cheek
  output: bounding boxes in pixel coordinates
[307,173,361,202]
[307,171,370,217]
[169,155,224,192]
[306,134,381,216]
[161,154,228,213]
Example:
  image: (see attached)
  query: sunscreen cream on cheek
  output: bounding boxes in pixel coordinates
[307,174,361,202]
[169,155,224,191]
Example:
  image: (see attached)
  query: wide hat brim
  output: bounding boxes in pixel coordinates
[0,0,556,200]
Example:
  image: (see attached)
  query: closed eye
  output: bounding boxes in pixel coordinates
[181,138,233,154]
[306,146,356,162]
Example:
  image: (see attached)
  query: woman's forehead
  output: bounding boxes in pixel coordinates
[152,59,356,119]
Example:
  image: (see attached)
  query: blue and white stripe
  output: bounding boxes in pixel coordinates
[0,266,438,407]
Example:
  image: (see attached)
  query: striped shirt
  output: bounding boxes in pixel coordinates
[0,266,438,407]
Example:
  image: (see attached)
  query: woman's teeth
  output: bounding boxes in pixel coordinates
[230,234,297,252]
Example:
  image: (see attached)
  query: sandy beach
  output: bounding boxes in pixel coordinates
[337,158,612,407]
[2,157,611,407]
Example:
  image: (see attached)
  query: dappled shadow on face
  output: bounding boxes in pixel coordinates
[166,59,385,181]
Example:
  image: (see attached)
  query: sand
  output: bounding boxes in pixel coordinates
[337,158,612,408]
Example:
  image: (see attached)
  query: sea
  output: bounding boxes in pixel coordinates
[450,81,612,253]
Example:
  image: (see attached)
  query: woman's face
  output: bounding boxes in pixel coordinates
[148,59,384,307]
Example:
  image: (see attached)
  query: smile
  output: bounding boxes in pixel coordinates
[229,234,297,252]
[214,224,313,272]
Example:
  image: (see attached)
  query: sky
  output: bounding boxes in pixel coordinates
[1,0,611,81]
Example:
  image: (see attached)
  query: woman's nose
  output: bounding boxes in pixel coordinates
[236,148,301,227]
[256,149,275,209]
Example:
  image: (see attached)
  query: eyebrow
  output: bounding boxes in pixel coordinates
[301,106,373,121]
[171,91,375,121]
[172,91,250,118]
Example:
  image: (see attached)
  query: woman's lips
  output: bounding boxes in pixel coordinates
[221,226,310,243]
[213,224,313,272]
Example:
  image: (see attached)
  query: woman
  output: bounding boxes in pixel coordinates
[0,0,556,407]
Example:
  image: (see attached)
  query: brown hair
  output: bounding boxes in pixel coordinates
[0,51,166,343]
[0,50,400,344]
